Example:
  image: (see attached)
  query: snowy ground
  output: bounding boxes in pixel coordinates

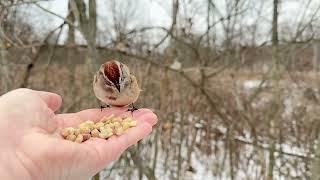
[99,79,316,180]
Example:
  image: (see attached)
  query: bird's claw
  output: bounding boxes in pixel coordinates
[100,105,110,111]
[127,103,139,116]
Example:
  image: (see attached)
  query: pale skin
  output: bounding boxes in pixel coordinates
[0,88,157,180]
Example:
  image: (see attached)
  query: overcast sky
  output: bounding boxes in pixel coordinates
[14,0,320,45]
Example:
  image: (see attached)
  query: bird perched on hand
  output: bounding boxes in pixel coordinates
[93,60,140,111]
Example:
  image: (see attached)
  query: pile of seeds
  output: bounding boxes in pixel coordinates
[60,114,137,143]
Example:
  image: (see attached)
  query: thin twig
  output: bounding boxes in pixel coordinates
[43,23,65,84]
[33,3,77,28]
[20,22,65,88]
[0,0,49,8]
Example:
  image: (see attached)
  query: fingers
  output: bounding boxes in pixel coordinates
[35,90,62,112]
[109,121,153,151]
[0,88,62,112]
[131,108,158,126]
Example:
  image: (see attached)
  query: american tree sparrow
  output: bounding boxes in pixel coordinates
[93,60,140,111]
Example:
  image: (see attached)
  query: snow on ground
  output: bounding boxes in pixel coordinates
[243,80,266,90]
[99,79,314,180]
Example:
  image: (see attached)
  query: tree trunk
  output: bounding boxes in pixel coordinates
[0,38,9,94]
[313,41,319,72]
[272,0,279,71]
[71,0,97,72]
[66,1,75,45]
[268,0,279,179]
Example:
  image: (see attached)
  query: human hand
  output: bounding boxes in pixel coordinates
[0,88,157,180]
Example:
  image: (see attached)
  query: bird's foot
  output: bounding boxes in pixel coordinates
[100,105,110,111]
[127,103,139,115]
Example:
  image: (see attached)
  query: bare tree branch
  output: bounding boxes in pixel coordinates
[34,3,77,28]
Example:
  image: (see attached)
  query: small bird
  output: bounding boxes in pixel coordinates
[93,60,141,111]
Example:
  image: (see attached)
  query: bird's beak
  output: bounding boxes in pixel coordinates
[115,83,120,92]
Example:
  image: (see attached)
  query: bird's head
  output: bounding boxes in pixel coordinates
[99,60,130,92]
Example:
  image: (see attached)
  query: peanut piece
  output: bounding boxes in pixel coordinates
[91,129,100,138]
[95,122,104,129]
[61,128,70,138]
[113,121,121,127]
[101,114,114,123]
[122,123,130,130]
[84,120,94,125]
[82,134,91,141]
[128,120,137,127]
[80,127,91,134]
[100,126,113,133]
[79,121,94,130]
[75,134,84,143]
[114,126,124,136]
[74,129,81,136]
[66,134,77,142]
[99,131,113,139]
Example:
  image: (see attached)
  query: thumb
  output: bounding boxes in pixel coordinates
[35,90,62,112]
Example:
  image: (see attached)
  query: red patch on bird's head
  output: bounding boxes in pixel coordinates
[103,61,120,90]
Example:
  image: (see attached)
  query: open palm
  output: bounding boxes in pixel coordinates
[0,89,157,180]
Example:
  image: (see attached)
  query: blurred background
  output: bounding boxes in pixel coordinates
[1,0,320,179]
